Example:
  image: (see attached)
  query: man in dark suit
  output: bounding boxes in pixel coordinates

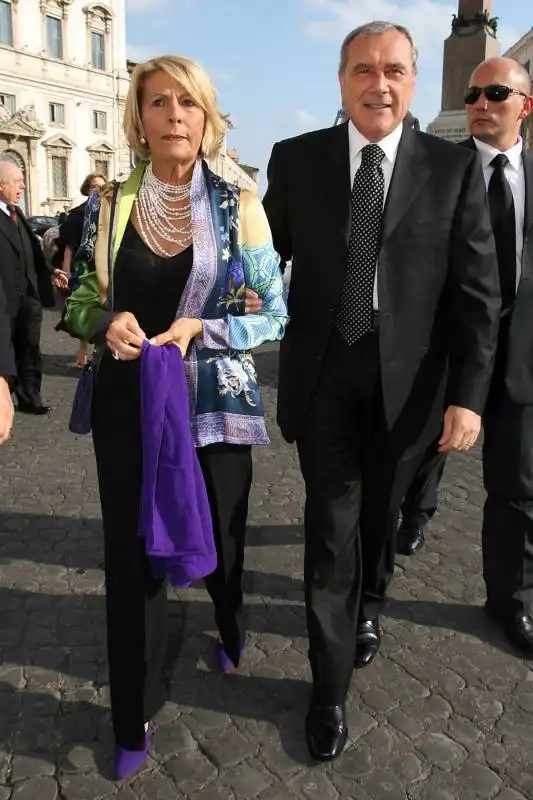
[462,57,533,655]
[397,61,533,630]
[0,275,15,443]
[0,159,67,414]
[263,21,500,761]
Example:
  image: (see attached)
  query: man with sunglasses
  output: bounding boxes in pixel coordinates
[466,57,533,656]
[398,57,533,656]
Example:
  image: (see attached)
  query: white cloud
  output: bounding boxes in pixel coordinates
[126,0,172,11]
[304,0,455,64]
[295,109,322,128]
[303,0,522,67]
[126,43,159,62]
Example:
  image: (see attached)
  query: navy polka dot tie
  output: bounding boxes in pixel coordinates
[336,144,385,345]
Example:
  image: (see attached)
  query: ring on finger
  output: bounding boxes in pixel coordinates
[112,350,121,361]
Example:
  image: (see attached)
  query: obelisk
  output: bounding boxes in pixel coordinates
[428,0,500,141]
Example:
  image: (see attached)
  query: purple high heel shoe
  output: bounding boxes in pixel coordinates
[213,641,245,673]
[114,730,150,780]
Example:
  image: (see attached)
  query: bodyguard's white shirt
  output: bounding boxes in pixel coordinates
[348,121,403,309]
[473,136,525,289]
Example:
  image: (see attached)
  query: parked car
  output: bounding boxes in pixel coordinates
[26,215,58,237]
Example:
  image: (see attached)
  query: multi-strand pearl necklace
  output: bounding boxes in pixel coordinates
[135,163,192,257]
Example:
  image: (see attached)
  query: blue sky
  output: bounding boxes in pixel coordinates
[125,0,531,188]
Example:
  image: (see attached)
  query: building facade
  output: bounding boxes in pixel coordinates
[504,27,533,150]
[0,0,131,215]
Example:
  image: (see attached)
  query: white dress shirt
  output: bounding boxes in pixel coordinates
[0,198,11,217]
[348,120,403,309]
[473,136,525,289]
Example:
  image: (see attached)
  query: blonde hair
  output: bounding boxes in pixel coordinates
[124,55,228,160]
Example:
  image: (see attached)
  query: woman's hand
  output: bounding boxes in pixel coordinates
[106,311,146,361]
[0,377,14,444]
[150,318,203,358]
[245,288,263,314]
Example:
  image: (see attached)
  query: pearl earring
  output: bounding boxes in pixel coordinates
[140,135,146,144]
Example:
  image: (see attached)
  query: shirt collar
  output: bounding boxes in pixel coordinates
[348,119,403,165]
[473,136,523,171]
[0,199,9,216]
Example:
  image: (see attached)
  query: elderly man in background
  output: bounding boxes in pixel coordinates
[0,159,67,415]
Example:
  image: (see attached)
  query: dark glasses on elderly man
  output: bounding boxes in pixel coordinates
[464,84,528,105]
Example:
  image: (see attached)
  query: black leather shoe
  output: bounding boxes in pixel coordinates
[354,618,381,668]
[396,523,425,556]
[17,401,50,416]
[305,702,348,761]
[484,602,533,657]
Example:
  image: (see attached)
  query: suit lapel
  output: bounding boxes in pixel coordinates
[381,127,431,243]
[0,207,21,253]
[319,122,351,245]
[522,151,533,240]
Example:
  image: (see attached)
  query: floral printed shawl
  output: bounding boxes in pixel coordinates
[64,160,288,447]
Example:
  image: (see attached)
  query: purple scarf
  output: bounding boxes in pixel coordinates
[138,341,216,586]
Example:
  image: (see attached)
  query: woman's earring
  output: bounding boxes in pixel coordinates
[140,135,146,144]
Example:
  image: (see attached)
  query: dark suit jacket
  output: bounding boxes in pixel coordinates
[462,137,533,405]
[0,206,55,313]
[264,123,501,450]
[0,275,15,378]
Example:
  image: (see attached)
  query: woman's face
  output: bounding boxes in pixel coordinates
[90,178,106,195]
[140,69,206,168]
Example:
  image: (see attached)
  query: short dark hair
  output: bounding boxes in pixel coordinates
[80,172,107,197]
[339,21,418,74]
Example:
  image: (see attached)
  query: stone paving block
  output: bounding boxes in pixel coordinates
[455,761,502,798]
[11,778,58,800]
[222,761,272,797]
[164,749,218,793]
[416,733,468,771]
[288,770,341,800]
[200,727,257,769]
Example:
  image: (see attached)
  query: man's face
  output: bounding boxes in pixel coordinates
[338,30,416,141]
[0,165,24,205]
[466,62,533,147]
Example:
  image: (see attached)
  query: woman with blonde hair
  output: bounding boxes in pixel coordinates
[64,55,287,778]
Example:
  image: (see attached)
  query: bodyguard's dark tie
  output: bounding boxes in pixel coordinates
[488,154,516,311]
[336,143,385,345]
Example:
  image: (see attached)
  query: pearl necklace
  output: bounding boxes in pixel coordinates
[135,163,193,257]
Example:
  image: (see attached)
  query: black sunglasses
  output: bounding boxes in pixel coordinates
[464,84,527,105]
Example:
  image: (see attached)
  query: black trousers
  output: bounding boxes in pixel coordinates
[296,331,409,704]
[400,441,447,530]
[482,378,533,617]
[93,385,251,750]
[10,292,43,406]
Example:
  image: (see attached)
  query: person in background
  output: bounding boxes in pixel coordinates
[59,172,107,366]
[64,55,287,779]
[263,21,500,761]
[463,57,533,656]
[0,159,68,415]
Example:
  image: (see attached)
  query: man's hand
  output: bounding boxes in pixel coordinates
[51,269,69,290]
[245,288,263,314]
[150,317,203,358]
[0,377,14,444]
[438,405,481,453]
[106,311,146,361]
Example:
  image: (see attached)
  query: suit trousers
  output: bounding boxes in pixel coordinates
[482,375,533,616]
[10,291,43,406]
[93,355,252,749]
[296,330,407,704]
[400,442,447,530]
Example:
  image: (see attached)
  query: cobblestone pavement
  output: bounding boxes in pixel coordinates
[1,311,532,800]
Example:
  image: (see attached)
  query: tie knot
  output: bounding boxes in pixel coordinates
[491,153,509,171]
[361,144,385,169]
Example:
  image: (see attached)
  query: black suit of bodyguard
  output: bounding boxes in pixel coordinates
[0,174,55,413]
[263,23,500,761]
